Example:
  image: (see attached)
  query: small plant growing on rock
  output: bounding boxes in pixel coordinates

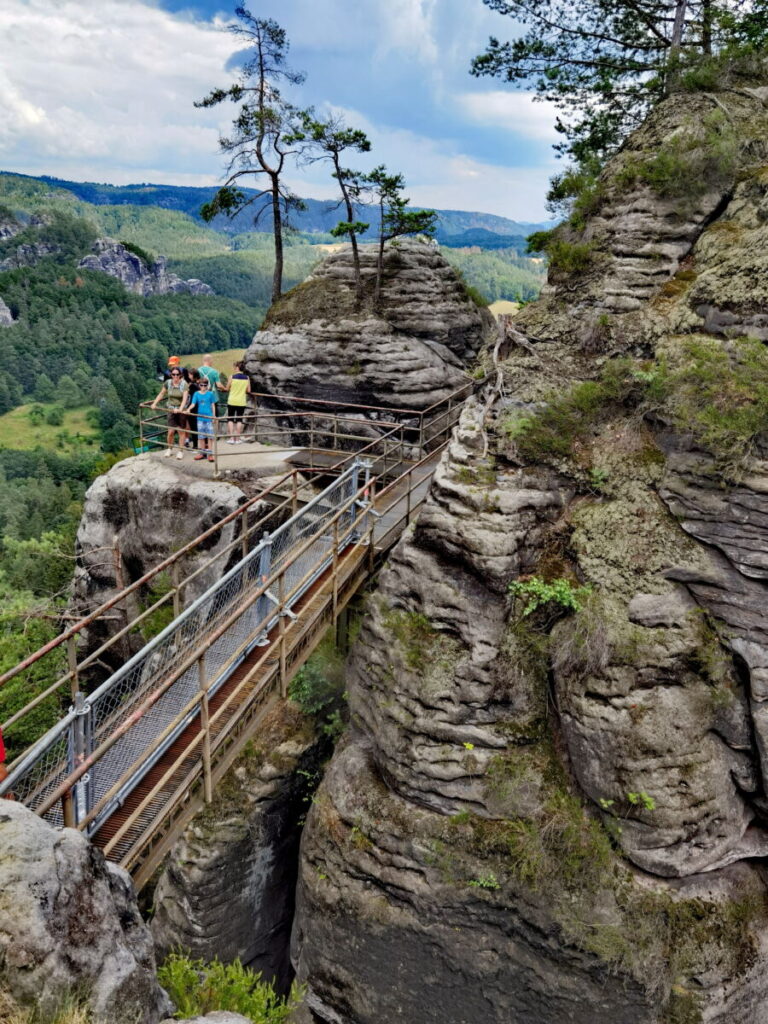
[509,576,592,617]
[468,871,501,891]
[158,953,302,1022]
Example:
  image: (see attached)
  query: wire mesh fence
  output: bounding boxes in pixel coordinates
[0,461,369,832]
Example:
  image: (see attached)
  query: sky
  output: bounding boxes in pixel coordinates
[0,0,562,220]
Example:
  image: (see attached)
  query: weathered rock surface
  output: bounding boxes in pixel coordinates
[152,704,324,991]
[0,801,170,1023]
[0,296,13,327]
[244,240,493,411]
[78,238,214,297]
[292,84,768,1023]
[71,457,248,674]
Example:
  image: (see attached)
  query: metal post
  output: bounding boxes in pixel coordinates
[292,471,298,516]
[139,407,145,456]
[213,419,220,479]
[278,572,287,698]
[332,518,339,620]
[255,532,271,645]
[73,692,92,825]
[406,467,412,524]
[198,655,213,804]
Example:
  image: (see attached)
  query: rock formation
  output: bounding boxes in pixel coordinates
[72,458,248,675]
[244,240,494,411]
[78,239,213,297]
[0,296,13,327]
[0,801,170,1024]
[290,87,768,1022]
[152,703,326,991]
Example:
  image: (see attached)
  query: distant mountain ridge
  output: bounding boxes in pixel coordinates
[0,172,550,247]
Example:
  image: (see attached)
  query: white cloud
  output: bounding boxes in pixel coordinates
[287,104,556,221]
[373,0,439,64]
[457,91,561,141]
[0,0,237,181]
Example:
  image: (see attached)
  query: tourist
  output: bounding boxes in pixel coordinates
[222,361,251,444]
[150,368,188,458]
[184,377,217,463]
[185,370,201,449]
[197,354,223,410]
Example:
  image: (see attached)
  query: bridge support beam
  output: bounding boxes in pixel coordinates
[198,655,213,804]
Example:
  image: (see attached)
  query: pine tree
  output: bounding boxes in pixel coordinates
[196,8,306,304]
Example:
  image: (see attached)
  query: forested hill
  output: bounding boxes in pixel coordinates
[4,171,550,248]
[0,172,548,312]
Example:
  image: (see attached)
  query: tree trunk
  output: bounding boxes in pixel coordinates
[670,0,687,52]
[270,176,283,305]
[701,0,712,54]
[335,155,363,308]
[374,201,385,309]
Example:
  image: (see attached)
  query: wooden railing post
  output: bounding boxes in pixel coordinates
[171,561,181,619]
[66,635,79,703]
[198,655,213,804]
[278,573,287,698]
[240,508,249,560]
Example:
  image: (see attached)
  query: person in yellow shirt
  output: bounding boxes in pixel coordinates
[223,361,251,445]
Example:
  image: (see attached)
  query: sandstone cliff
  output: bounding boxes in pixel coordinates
[78,239,213,297]
[244,240,494,411]
[0,802,170,1023]
[291,87,768,1023]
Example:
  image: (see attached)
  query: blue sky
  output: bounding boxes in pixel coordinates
[0,0,561,219]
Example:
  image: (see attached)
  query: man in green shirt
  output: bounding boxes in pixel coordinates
[198,354,223,411]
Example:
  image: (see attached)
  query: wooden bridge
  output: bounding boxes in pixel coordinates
[0,383,478,889]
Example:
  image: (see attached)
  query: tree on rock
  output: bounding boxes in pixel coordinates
[471,0,768,164]
[293,113,371,306]
[196,8,305,304]
[364,167,437,307]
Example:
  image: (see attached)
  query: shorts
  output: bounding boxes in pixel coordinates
[197,418,214,439]
[227,405,246,420]
[167,410,185,429]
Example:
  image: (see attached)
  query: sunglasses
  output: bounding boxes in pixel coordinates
[170,372,181,377]
[199,382,209,387]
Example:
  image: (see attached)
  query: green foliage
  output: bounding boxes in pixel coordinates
[545,239,596,275]
[168,245,320,312]
[468,871,501,890]
[526,229,555,254]
[501,357,649,461]
[471,0,768,167]
[0,210,97,264]
[288,631,346,736]
[382,608,437,670]
[660,335,768,471]
[0,582,66,761]
[137,572,175,641]
[509,576,592,616]
[120,240,155,267]
[158,953,302,1023]
[441,246,545,303]
[615,111,739,199]
[627,790,656,811]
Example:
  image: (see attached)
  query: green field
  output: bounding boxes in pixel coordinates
[179,348,249,373]
[0,404,100,452]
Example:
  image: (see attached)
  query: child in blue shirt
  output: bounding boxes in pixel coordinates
[183,379,217,462]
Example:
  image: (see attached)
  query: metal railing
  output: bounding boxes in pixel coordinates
[0,461,370,831]
[137,378,484,476]
[0,379,485,867]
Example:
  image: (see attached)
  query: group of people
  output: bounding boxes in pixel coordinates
[151,354,252,462]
